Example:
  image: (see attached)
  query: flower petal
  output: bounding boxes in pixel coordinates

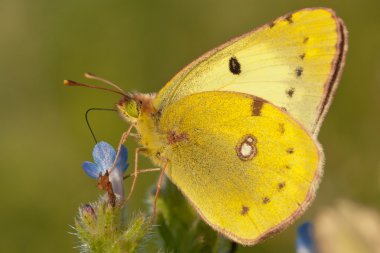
[82,161,101,179]
[92,141,116,172]
[115,145,129,173]
[296,222,315,253]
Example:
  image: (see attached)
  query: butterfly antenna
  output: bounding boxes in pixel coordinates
[84,72,126,94]
[64,79,127,97]
[85,108,117,144]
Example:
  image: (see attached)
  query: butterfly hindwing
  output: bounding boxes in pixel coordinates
[159,91,323,244]
[154,8,347,135]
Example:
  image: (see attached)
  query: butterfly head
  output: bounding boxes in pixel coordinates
[117,93,156,122]
[117,95,139,122]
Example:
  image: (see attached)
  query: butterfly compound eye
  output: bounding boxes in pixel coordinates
[117,96,140,120]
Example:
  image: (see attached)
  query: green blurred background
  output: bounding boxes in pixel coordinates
[1,0,379,252]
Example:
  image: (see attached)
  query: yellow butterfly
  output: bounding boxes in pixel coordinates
[66,8,347,245]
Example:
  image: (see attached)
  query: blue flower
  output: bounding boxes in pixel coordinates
[296,222,316,253]
[82,141,128,201]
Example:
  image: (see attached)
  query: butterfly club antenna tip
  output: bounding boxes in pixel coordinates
[63,77,128,97]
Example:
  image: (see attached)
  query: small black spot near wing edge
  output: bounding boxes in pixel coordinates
[229,56,241,75]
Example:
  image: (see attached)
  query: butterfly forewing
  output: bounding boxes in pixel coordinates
[154,8,347,135]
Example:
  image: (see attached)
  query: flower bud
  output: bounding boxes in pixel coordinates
[80,203,96,223]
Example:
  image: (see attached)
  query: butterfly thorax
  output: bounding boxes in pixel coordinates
[117,92,168,166]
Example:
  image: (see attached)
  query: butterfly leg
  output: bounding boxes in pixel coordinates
[153,160,168,221]
[109,124,135,173]
[123,168,162,180]
[124,148,161,202]
[126,147,147,201]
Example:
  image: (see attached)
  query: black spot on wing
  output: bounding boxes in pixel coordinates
[262,197,270,204]
[241,205,249,215]
[287,148,294,154]
[252,99,264,116]
[285,14,293,24]
[296,67,303,77]
[300,53,306,60]
[303,37,309,44]
[286,87,295,98]
[278,182,286,190]
[229,56,241,75]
